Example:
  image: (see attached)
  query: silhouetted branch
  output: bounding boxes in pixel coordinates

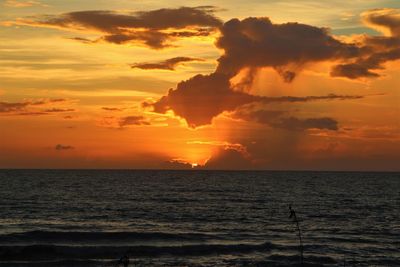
[289,204,304,266]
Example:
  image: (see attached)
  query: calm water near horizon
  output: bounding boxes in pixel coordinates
[0,170,399,266]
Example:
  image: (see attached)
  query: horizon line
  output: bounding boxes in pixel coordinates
[0,168,399,173]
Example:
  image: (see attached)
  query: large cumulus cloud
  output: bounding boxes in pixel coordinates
[215,17,359,81]
[215,11,400,81]
[145,9,399,128]
[144,73,255,127]
[144,72,364,128]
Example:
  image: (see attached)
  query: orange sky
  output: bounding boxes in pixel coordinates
[0,0,399,170]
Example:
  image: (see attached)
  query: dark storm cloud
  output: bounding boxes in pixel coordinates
[131,57,203,70]
[215,11,400,81]
[16,7,222,48]
[143,73,257,128]
[119,116,150,127]
[144,72,364,128]
[215,17,359,80]
[55,144,74,150]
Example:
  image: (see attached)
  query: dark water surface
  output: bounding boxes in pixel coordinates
[0,170,399,266]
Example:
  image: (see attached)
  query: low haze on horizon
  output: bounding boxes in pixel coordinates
[0,0,399,171]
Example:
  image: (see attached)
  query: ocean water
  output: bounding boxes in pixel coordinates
[0,170,399,267]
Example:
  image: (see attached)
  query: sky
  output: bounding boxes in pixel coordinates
[0,0,399,170]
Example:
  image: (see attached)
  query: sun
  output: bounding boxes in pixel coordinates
[191,163,198,168]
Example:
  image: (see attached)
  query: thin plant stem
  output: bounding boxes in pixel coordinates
[289,205,304,266]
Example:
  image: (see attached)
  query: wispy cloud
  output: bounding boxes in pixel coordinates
[131,57,204,70]
[119,116,151,127]
[0,99,68,113]
[55,144,74,150]
[98,115,151,128]
[102,107,124,112]
[233,109,339,131]
[0,99,75,116]
[44,108,75,113]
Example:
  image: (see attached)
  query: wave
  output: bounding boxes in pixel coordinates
[0,242,274,261]
[0,230,214,244]
[0,259,103,267]
[0,254,339,267]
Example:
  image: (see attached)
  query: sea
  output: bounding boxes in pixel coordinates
[0,170,399,266]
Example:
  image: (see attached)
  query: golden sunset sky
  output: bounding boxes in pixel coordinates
[0,0,399,170]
